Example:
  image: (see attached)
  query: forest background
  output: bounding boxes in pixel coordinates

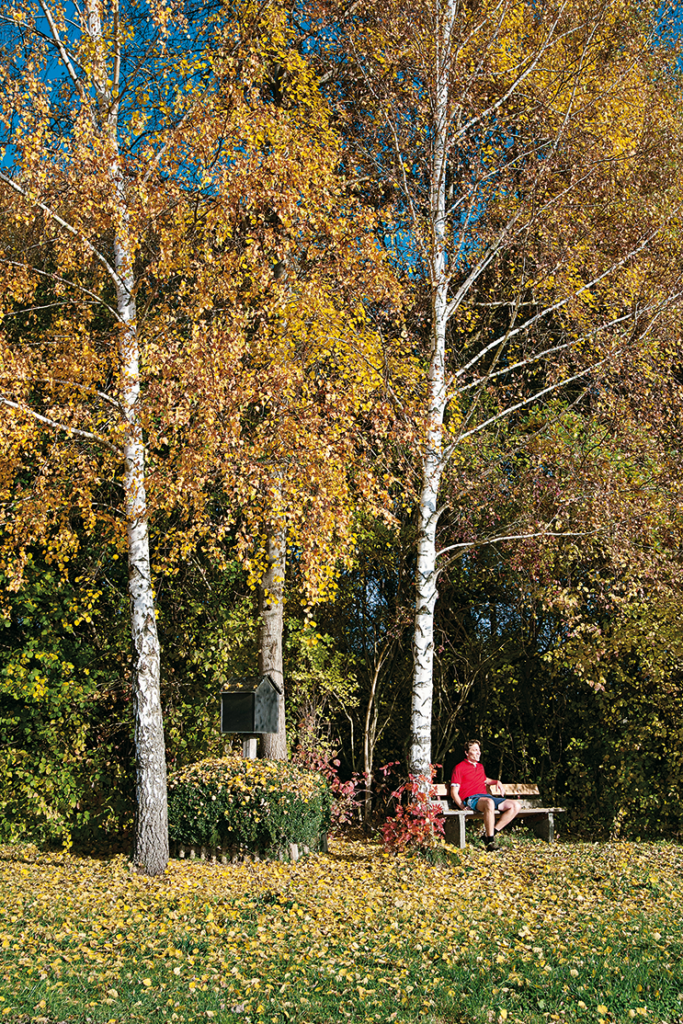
[2,0,683,860]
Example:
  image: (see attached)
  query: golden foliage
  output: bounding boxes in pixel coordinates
[0,0,409,608]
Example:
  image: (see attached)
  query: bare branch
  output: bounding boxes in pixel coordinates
[0,260,124,320]
[37,0,91,109]
[450,3,574,148]
[454,227,679,380]
[436,528,595,559]
[29,378,123,411]
[447,357,611,457]
[0,176,123,290]
[454,341,571,394]
[451,303,654,397]
[347,36,424,249]
[112,0,121,95]
[1,301,71,316]
[0,396,122,455]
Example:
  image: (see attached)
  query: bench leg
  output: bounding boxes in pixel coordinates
[444,814,466,848]
[530,812,554,843]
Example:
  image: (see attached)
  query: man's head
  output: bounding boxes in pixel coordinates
[464,739,481,763]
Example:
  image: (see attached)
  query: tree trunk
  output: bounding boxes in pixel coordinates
[363,677,378,824]
[86,0,168,874]
[363,650,388,822]
[259,529,287,759]
[411,455,443,776]
[118,245,168,876]
[409,0,454,779]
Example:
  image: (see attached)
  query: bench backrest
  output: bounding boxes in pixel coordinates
[434,782,543,809]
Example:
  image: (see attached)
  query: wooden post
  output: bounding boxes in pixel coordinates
[243,737,258,759]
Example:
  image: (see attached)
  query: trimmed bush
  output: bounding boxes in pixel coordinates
[167,756,331,858]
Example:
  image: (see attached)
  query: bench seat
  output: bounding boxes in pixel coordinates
[432,783,565,848]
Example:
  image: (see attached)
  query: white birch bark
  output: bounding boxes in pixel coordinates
[84,0,168,873]
[259,529,287,760]
[409,0,455,778]
[117,231,168,876]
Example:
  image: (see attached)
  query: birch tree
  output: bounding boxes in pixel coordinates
[205,46,406,760]
[314,0,683,776]
[0,0,192,873]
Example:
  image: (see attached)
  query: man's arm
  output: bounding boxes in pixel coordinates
[485,776,504,796]
[450,782,466,810]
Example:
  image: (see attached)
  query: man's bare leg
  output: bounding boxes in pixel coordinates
[495,799,520,833]
[476,798,496,845]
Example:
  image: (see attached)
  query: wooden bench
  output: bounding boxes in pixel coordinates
[433,783,565,848]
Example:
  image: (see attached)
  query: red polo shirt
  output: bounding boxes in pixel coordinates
[451,759,488,799]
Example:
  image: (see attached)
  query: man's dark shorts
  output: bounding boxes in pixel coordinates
[464,794,507,811]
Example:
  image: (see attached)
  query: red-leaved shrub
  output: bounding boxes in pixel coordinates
[293,745,361,826]
[381,768,444,853]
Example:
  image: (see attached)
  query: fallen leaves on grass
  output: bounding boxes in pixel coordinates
[0,838,682,1023]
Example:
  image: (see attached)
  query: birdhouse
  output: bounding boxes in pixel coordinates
[220,674,281,735]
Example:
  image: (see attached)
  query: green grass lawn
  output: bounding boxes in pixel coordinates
[1,833,682,1024]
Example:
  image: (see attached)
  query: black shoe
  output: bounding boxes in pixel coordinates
[484,837,499,852]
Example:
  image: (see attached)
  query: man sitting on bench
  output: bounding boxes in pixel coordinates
[450,739,520,851]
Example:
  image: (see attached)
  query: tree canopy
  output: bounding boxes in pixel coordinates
[2,0,683,858]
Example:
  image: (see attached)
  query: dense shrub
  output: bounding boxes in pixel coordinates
[0,563,135,845]
[0,684,134,846]
[167,757,331,856]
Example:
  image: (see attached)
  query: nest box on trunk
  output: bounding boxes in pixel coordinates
[220,674,281,735]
